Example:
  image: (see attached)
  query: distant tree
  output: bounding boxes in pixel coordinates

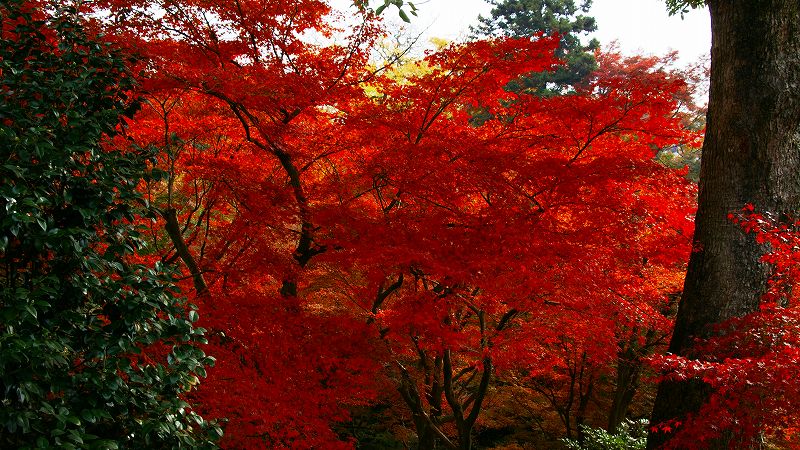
[472,0,599,93]
[0,2,218,447]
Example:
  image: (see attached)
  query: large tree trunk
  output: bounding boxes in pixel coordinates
[648,1,800,448]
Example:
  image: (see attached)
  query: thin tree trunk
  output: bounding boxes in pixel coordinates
[575,375,594,444]
[648,1,800,448]
[607,356,640,433]
[609,329,655,432]
[162,207,208,296]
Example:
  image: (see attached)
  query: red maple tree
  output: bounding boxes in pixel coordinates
[90,1,700,447]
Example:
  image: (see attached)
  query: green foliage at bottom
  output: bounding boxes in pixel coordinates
[562,419,649,450]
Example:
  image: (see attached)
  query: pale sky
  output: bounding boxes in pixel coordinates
[388,0,710,65]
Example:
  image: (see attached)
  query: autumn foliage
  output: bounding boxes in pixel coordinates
[5,0,719,447]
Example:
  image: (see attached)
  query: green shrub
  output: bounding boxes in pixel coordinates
[562,419,649,450]
[0,2,220,447]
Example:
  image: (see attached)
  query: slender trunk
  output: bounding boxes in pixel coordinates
[417,427,437,450]
[609,330,653,432]
[397,362,458,450]
[575,374,594,444]
[648,1,800,448]
[162,207,208,296]
[562,409,572,441]
[442,350,492,450]
[607,356,639,432]
[208,92,324,299]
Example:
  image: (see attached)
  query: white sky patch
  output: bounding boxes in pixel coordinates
[361,0,710,66]
[590,0,710,64]
[395,0,493,42]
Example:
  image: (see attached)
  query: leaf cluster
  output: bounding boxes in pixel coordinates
[359,0,418,23]
[649,209,800,447]
[664,0,706,17]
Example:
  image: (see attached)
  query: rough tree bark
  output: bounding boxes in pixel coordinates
[648,1,800,448]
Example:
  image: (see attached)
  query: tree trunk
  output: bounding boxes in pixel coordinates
[417,427,438,450]
[162,207,209,296]
[575,375,594,444]
[607,356,640,432]
[648,1,800,448]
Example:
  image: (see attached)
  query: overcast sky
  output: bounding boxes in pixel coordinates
[390,0,710,65]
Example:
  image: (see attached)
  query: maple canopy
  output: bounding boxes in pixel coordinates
[74,0,706,448]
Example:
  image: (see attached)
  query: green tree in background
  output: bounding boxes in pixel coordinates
[0,2,219,447]
[472,0,599,93]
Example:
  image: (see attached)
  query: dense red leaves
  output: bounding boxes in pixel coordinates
[93,0,700,446]
[190,290,385,449]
